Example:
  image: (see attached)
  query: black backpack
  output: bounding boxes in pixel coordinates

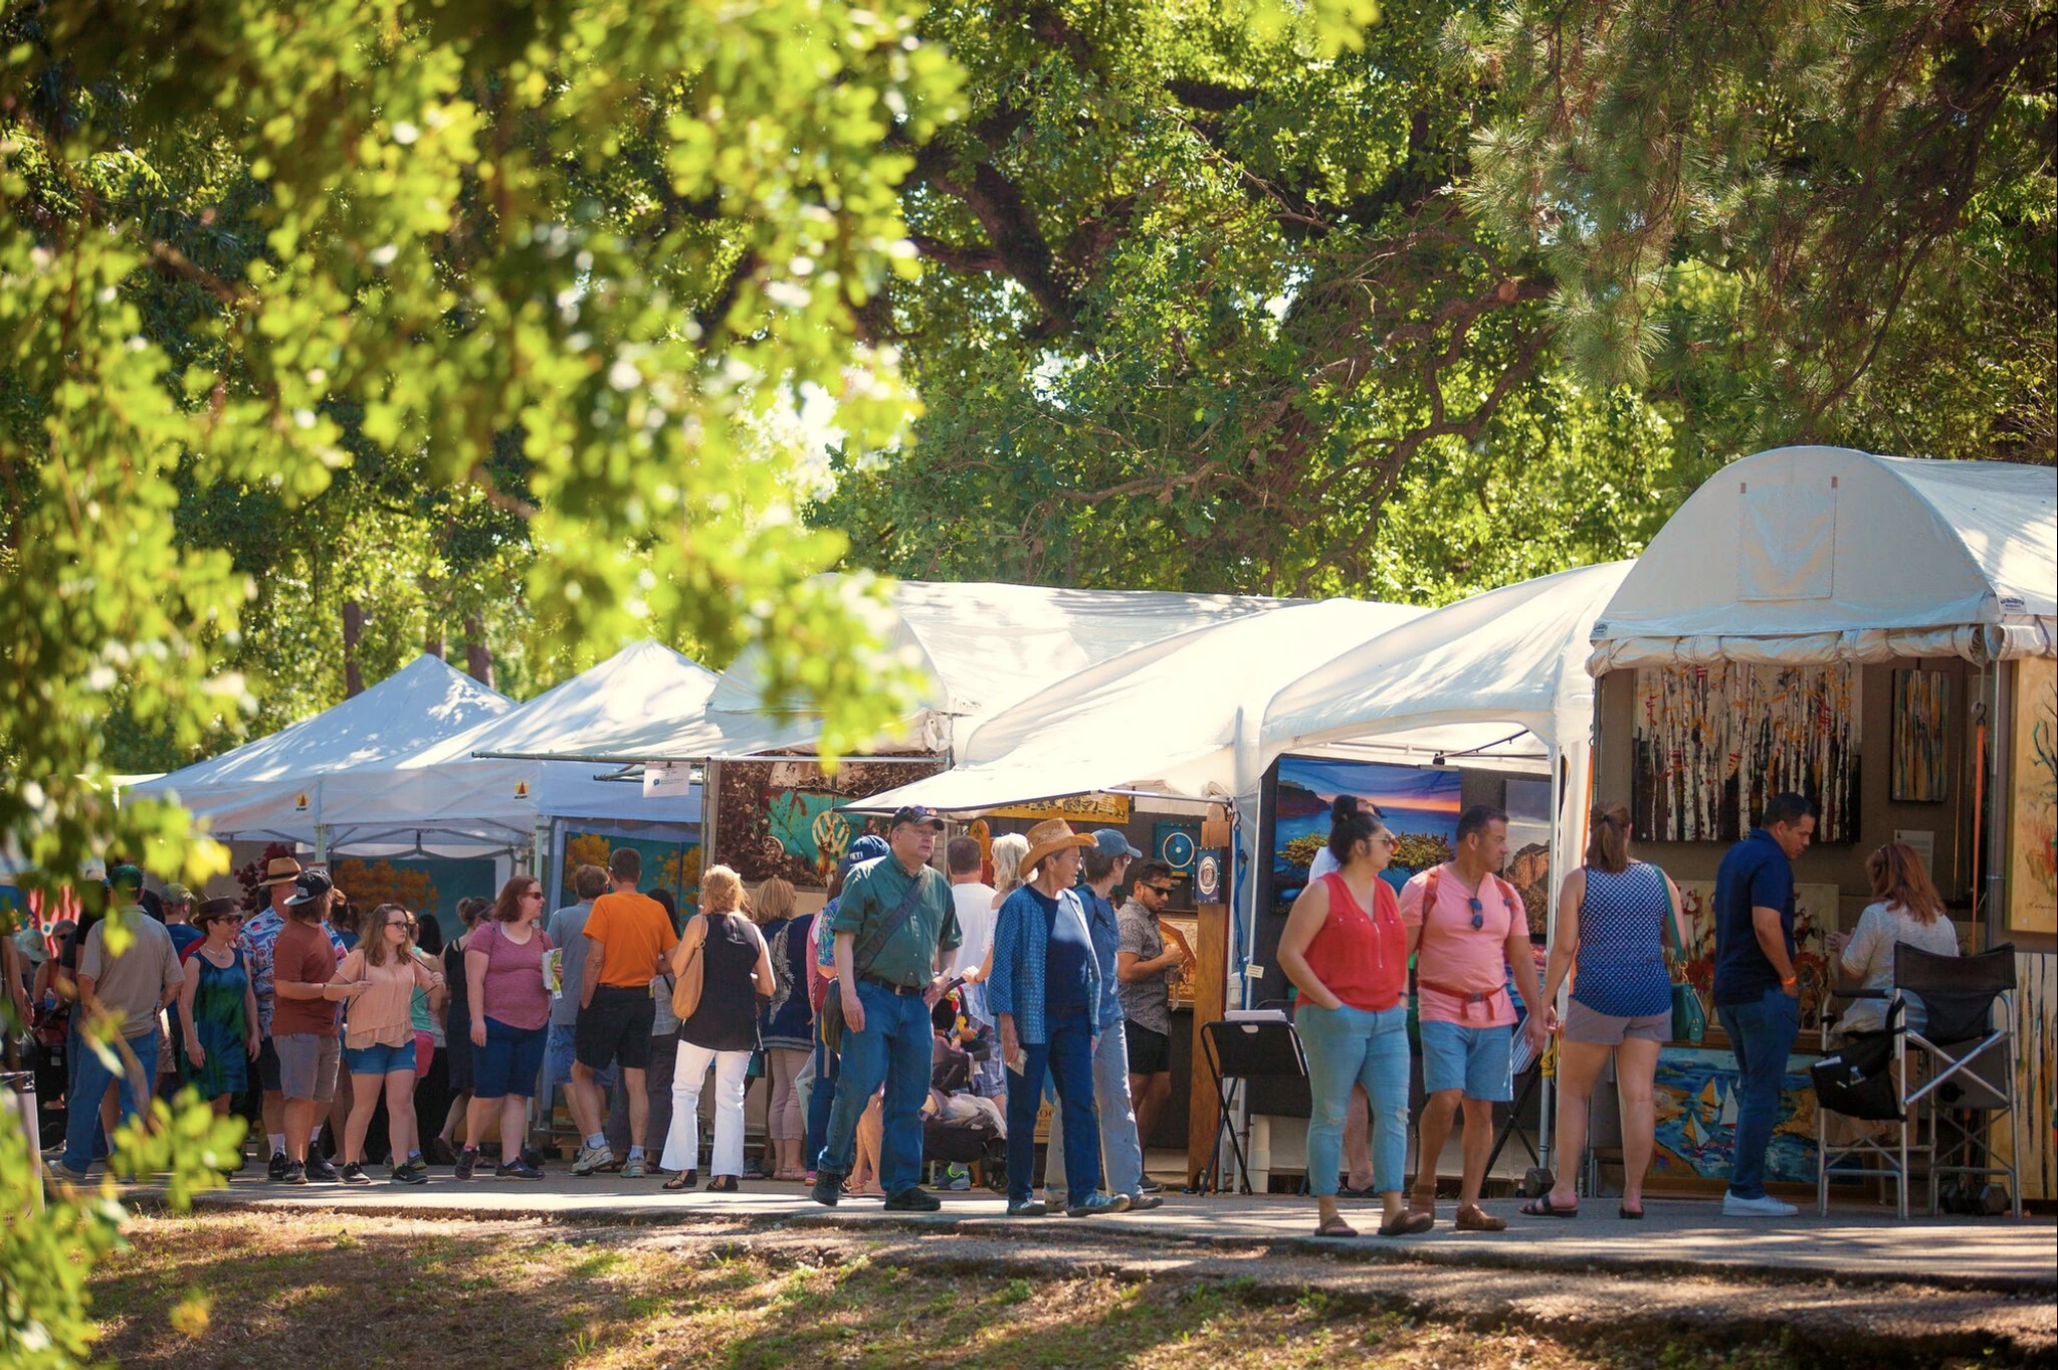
[1811,1009,1902,1123]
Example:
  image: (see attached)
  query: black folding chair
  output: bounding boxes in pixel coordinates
[1198,1016,1307,1195]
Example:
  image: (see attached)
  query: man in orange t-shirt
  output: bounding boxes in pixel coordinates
[568,847,678,1177]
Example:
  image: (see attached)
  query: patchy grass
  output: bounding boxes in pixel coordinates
[90,1212,1759,1370]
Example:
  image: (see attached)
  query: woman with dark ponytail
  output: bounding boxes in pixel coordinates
[1276,796,1422,1238]
[1526,800,1686,1219]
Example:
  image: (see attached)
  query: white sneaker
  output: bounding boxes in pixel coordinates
[571,1144,615,1176]
[1722,1191,1799,1217]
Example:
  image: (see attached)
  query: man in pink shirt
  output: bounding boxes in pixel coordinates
[1399,804,1547,1232]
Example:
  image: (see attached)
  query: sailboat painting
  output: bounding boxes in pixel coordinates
[1651,1046,1820,1185]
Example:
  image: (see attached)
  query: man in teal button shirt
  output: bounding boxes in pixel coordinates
[812,806,960,1211]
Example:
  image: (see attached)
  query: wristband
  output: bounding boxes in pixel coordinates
[1780,975,1797,986]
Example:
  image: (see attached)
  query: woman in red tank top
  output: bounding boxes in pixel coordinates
[1277,798,1427,1239]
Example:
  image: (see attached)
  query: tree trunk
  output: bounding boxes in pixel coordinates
[341,600,366,697]
[463,616,493,688]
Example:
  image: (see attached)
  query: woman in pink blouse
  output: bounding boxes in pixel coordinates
[325,904,446,1184]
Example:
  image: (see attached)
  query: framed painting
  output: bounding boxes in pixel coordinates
[1673,881,1841,1033]
[2009,656,2057,935]
[1890,669,1949,803]
[1651,1045,1820,1188]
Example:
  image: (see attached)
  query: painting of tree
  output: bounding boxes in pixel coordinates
[334,860,438,917]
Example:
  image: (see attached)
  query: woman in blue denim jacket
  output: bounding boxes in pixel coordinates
[989,819,1129,1219]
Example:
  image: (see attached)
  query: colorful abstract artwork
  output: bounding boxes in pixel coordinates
[1672,880,1841,1033]
[713,758,944,889]
[2009,656,2057,935]
[1890,669,1950,803]
[1652,1045,1819,1186]
[1631,662,1861,843]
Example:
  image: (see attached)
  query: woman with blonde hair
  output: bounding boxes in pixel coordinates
[325,904,445,1183]
[1829,842,1957,1038]
[753,876,813,1180]
[662,865,773,1191]
[1528,800,1686,1220]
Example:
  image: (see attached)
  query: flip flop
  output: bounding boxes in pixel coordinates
[1519,1194,1579,1218]
[1618,1204,1645,1219]
[1314,1218,1360,1238]
[1377,1211,1435,1237]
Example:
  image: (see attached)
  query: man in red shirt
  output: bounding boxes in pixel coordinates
[271,871,344,1183]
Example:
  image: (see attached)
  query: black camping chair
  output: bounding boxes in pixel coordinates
[1815,942,2021,1218]
[1197,1015,1308,1195]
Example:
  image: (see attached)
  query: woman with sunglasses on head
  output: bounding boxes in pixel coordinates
[324,903,446,1183]
[456,876,555,1180]
[179,898,262,1128]
[1277,798,1423,1238]
[1527,801,1687,1220]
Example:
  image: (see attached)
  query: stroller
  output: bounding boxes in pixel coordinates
[924,990,1005,1189]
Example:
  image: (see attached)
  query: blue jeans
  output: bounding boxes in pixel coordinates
[64,1029,159,1172]
[1717,987,1800,1200]
[817,980,932,1195]
[1006,1005,1101,1206]
[805,1015,841,1166]
[544,1021,613,1096]
[1043,1018,1145,1197]
[1297,1002,1410,1196]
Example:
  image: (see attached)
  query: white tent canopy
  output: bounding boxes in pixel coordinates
[1590,447,2057,670]
[591,578,1298,764]
[848,599,1426,815]
[129,655,521,851]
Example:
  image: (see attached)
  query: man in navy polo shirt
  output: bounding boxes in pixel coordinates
[1711,792,1817,1217]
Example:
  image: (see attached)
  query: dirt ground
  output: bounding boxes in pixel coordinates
[88,1210,2052,1369]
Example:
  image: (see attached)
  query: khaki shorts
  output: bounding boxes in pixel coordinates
[274,1032,341,1103]
[1564,1000,1670,1046]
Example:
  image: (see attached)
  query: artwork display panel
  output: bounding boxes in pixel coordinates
[558,831,700,910]
[1652,1045,1820,1187]
[1672,880,1842,1034]
[713,758,946,889]
[1270,758,1463,915]
[2009,656,2057,935]
[1889,669,1950,803]
[1631,662,1861,843]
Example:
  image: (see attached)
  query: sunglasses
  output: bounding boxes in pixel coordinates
[1468,897,1485,931]
[1141,884,1174,896]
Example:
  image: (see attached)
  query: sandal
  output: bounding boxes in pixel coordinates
[662,1169,699,1191]
[1313,1217,1360,1238]
[1618,1204,1645,1219]
[706,1175,740,1193]
[1519,1194,1579,1218]
[1377,1211,1435,1237]
[1455,1203,1508,1232]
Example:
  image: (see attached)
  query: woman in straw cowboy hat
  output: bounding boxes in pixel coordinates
[988,819,1131,1219]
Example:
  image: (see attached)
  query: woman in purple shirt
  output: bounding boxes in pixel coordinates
[455,876,554,1180]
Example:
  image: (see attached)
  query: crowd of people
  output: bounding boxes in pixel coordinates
[6,789,1960,1230]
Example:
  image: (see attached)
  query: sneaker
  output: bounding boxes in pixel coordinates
[1136,1179,1165,1195]
[1125,1192,1164,1211]
[571,1144,615,1176]
[280,1160,308,1185]
[304,1153,341,1184]
[941,1164,972,1192]
[47,1159,93,1184]
[883,1187,943,1212]
[339,1162,373,1186]
[620,1157,647,1179]
[400,1155,431,1180]
[811,1170,844,1207]
[454,1148,479,1181]
[1065,1192,1131,1218]
[391,1163,428,1185]
[267,1151,290,1182]
[1722,1191,1799,1218]
[496,1158,546,1180]
[1006,1197,1050,1217]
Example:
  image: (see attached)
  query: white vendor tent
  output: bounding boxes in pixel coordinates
[1589,447,2056,670]
[582,578,1298,766]
[129,654,525,854]
[847,599,1425,815]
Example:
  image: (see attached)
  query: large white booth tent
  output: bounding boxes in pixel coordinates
[128,654,527,856]
[848,599,1426,816]
[1589,446,2055,670]
[602,578,1298,768]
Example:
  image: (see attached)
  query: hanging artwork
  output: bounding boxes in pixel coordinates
[1651,1045,1820,1187]
[1631,662,1861,843]
[712,758,946,889]
[2008,656,2057,935]
[1890,669,1950,803]
[1671,881,1842,1034]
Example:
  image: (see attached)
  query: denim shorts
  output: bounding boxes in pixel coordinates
[343,1037,419,1077]
[474,1017,548,1100]
[1418,1019,1514,1102]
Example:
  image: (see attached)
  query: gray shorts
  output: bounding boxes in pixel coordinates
[1564,1000,1670,1046]
[275,1032,341,1103]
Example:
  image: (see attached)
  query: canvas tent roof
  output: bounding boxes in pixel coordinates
[1589,447,2057,671]
[1262,561,1635,774]
[597,578,1298,764]
[847,599,1426,815]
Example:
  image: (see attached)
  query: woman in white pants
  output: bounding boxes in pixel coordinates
[662,867,772,1191]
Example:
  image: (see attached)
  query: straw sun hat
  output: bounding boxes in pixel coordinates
[1019,819,1095,876]
[258,855,304,888]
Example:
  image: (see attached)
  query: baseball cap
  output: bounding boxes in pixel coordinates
[841,833,891,873]
[1092,829,1142,861]
[284,870,336,908]
[11,927,48,965]
[889,805,945,832]
[161,882,191,904]
[107,864,144,894]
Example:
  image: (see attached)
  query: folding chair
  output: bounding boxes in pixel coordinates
[1815,942,2021,1218]
[1197,1016,1308,1195]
